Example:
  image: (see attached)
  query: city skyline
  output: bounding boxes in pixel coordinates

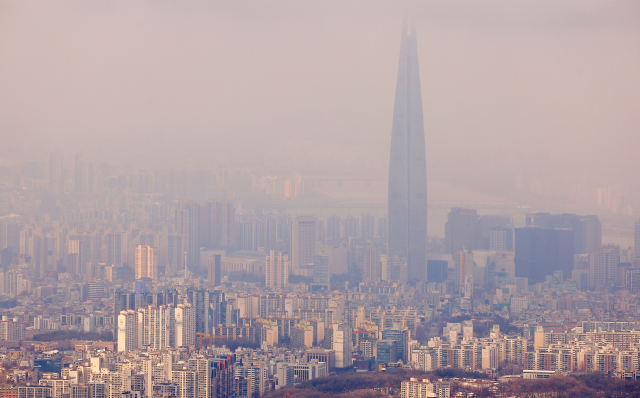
[1,3,640,395]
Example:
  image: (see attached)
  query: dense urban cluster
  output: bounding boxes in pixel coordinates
[1,152,640,398]
[0,25,638,398]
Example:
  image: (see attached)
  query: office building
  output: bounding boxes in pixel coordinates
[489,227,514,252]
[477,215,511,249]
[387,24,427,282]
[494,252,516,287]
[382,328,410,363]
[515,227,574,284]
[427,260,447,283]
[311,252,330,290]
[207,254,221,287]
[458,250,474,292]
[445,208,481,256]
[377,340,398,364]
[291,216,318,272]
[304,349,335,372]
[527,213,601,254]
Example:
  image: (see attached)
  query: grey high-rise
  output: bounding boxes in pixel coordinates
[388,24,427,281]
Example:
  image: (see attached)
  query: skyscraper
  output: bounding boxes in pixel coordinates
[515,227,574,283]
[526,212,602,254]
[207,254,221,287]
[388,24,427,282]
[444,208,481,256]
[291,215,318,273]
[311,252,330,291]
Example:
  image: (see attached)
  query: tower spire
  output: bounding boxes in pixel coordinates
[387,24,427,282]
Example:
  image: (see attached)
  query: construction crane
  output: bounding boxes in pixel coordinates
[196,332,214,351]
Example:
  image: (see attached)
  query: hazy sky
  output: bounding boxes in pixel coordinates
[1,1,639,192]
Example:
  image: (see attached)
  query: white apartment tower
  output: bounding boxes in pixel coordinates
[265,250,289,289]
[117,310,138,352]
[175,303,196,347]
[330,323,353,368]
[137,305,173,350]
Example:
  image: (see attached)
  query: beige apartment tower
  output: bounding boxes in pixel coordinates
[265,250,289,289]
[135,245,157,280]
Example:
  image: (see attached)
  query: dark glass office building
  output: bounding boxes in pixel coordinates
[515,227,574,283]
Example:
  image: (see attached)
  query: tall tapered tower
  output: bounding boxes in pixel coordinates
[387,23,427,281]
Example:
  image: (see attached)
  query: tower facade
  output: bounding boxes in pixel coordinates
[388,24,427,281]
[291,216,318,273]
[135,245,157,280]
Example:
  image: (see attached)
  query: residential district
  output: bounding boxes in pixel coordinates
[0,158,639,398]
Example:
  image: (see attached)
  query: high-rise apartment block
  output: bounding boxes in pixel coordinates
[175,303,196,348]
[167,235,184,274]
[589,245,621,291]
[135,245,157,280]
[106,233,123,267]
[199,201,236,252]
[265,251,289,289]
[175,203,201,271]
[328,323,352,368]
[117,310,138,352]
